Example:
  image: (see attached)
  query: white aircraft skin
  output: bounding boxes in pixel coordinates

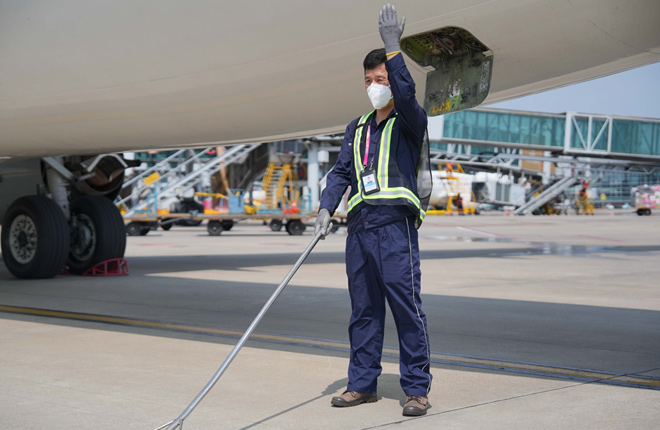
[1,0,660,279]
[1,0,659,157]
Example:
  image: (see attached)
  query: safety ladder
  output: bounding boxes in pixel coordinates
[514,176,579,215]
[261,162,299,210]
[120,149,187,194]
[120,144,260,217]
[116,149,199,213]
[263,162,282,209]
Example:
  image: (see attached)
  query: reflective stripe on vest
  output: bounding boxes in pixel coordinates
[347,112,425,221]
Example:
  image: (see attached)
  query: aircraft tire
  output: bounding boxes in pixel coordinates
[1,195,70,279]
[68,195,126,274]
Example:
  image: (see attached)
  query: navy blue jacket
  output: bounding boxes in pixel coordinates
[320,54,427,234]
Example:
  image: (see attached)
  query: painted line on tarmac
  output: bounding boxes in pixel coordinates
[456,226,508,238]
[2,304,659,391]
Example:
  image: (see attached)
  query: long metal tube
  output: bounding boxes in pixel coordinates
[158,230,324,430]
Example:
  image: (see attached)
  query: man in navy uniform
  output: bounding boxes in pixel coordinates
[315,4,432,417]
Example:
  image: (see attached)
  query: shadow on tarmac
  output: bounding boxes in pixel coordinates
[236,374,422,430]
[1,274,658,378]
[236,378,350,430]
[59,243,660,277]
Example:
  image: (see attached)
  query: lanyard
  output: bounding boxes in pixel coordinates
[363,125,371,167]
[362,124,376,168]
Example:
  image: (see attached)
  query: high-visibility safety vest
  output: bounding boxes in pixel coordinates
[347,111,429,225]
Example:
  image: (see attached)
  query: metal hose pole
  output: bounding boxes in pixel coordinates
[157,230,325,430]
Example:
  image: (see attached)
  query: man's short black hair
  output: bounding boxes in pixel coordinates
[363,48,387,72]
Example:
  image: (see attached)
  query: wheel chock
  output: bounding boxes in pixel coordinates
[82,258,129,276]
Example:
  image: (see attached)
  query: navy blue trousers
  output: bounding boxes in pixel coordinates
[345,217,432,396]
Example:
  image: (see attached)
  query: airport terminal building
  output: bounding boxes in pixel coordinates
[429,108,660,207]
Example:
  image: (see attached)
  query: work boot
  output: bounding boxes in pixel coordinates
[331,390,378,407]
[402,395,428,416]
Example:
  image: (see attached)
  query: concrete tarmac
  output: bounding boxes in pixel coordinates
[1,210,659,429]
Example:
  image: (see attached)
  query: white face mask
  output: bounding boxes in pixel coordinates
[367,83,392,110]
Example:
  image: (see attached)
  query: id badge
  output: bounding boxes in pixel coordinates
[360,169,380,195]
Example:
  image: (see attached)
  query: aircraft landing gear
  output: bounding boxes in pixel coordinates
[1,155,130,279]
[1,195,70,279]
[1,195,126,279]
[68,196,126,274]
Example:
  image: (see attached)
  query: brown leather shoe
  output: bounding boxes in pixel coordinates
[331,390,378,407]
[403,395,428,416]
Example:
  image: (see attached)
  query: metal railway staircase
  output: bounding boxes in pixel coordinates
[514,176,579,215]
[118,144,260,217]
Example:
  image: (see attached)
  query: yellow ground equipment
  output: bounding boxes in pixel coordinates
[427,162,477,215]
[575,184,595,215]
[262,158,301,214]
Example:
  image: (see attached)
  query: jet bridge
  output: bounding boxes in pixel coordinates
[429,108,660,209]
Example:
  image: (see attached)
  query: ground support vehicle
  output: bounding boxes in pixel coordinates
[632,185,657,216]
[636,207,653,216]
[124,190,312,236]
[124,212,310,236]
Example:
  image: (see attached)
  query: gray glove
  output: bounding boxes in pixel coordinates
[314,208,331,238]
[379,3,406,55]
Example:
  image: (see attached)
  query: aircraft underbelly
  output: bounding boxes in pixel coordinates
[0,159,42,219]
[1,0,659,157]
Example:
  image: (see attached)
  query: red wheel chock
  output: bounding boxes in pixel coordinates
[82,258,129,276]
